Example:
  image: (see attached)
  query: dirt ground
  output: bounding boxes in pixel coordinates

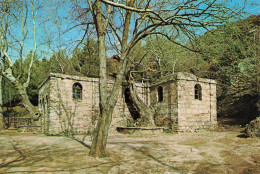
[0,127,259,174]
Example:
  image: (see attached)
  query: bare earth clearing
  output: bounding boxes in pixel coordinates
[0,127,259,174]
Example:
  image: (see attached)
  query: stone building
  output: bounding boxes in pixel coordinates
[38,72,217,135]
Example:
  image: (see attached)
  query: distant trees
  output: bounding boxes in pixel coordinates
[71,38,100,77]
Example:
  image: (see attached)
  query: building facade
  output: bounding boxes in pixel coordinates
[38,72,217,135]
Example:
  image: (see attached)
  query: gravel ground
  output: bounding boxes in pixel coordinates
[0,128,259,174]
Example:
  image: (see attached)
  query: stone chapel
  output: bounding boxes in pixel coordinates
[38,72,217,135]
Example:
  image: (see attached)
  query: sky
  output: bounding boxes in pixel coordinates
[245,0,260,15]
[6,0,260,62]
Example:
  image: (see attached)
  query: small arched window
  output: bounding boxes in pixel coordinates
[158,86,163,102]
[124,88,131,103]
[73,83,82,100]
[195,84,202,100]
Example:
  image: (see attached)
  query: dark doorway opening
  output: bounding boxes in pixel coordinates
[124,88,140,120]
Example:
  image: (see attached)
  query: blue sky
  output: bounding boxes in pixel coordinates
[245,0,260,14]
[6,0,260,62]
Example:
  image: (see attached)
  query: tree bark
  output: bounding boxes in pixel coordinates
[89,53,130,157]
[89,0,112,156]
[89,0,134,157]
[0,75,3,130]
[127,72,155,126]
[89,31,109,157]
[13,78,39,121]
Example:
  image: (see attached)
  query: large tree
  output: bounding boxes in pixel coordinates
[72,0,245,157]
[0,0,44,120]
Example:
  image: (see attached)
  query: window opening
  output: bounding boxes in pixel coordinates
[73,83,82,100]
[158,86,163,102]
[195,84,202,100]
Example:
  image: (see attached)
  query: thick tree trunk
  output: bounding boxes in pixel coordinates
[89,0,134,157]
[89,52,129,157]
[0,75,3,130]
[3,68,39,120]
[89,31,109,156]
[13,79,39,120]
[127,73,155,126]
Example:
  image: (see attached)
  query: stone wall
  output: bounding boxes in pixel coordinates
[39,72,217,134]
[150,81,175,127]
[149,72,217,132]
[38,79,50,133]
[39,73,148,135]
[176,72,217,132]
[48,74,99,135]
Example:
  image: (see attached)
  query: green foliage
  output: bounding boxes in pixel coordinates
[127,35,193,82]
[193,15,260,121]
[2,77,19,106]
[2,38,101,106]
[71,38,100,77]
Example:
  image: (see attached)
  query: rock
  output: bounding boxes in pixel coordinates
[244,117,260,137]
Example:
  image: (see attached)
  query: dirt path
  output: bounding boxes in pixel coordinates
[0,129,259,174]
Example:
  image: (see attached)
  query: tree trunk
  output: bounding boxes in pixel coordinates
[89,0,134,157]
[3,68,39,120]
[89,45,129,157]
[0,75,3,130]
[127,73,155,126]
[89,31,109,156]
[90,59,129,157]
[257,76,260,116]
[13,79,39,121]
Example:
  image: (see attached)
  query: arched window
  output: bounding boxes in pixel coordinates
[124,88,131,103]
[158,86,163,102]
[195,84,202,100]
[73,83,82,100]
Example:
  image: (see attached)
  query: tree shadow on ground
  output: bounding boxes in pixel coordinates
[0,138,114,174]
[237,134,248,138]
[0,162,115,174]
[128,146,183,174]
[70,136,91,149]
[0,140,48,172]
[109,141,184,174]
